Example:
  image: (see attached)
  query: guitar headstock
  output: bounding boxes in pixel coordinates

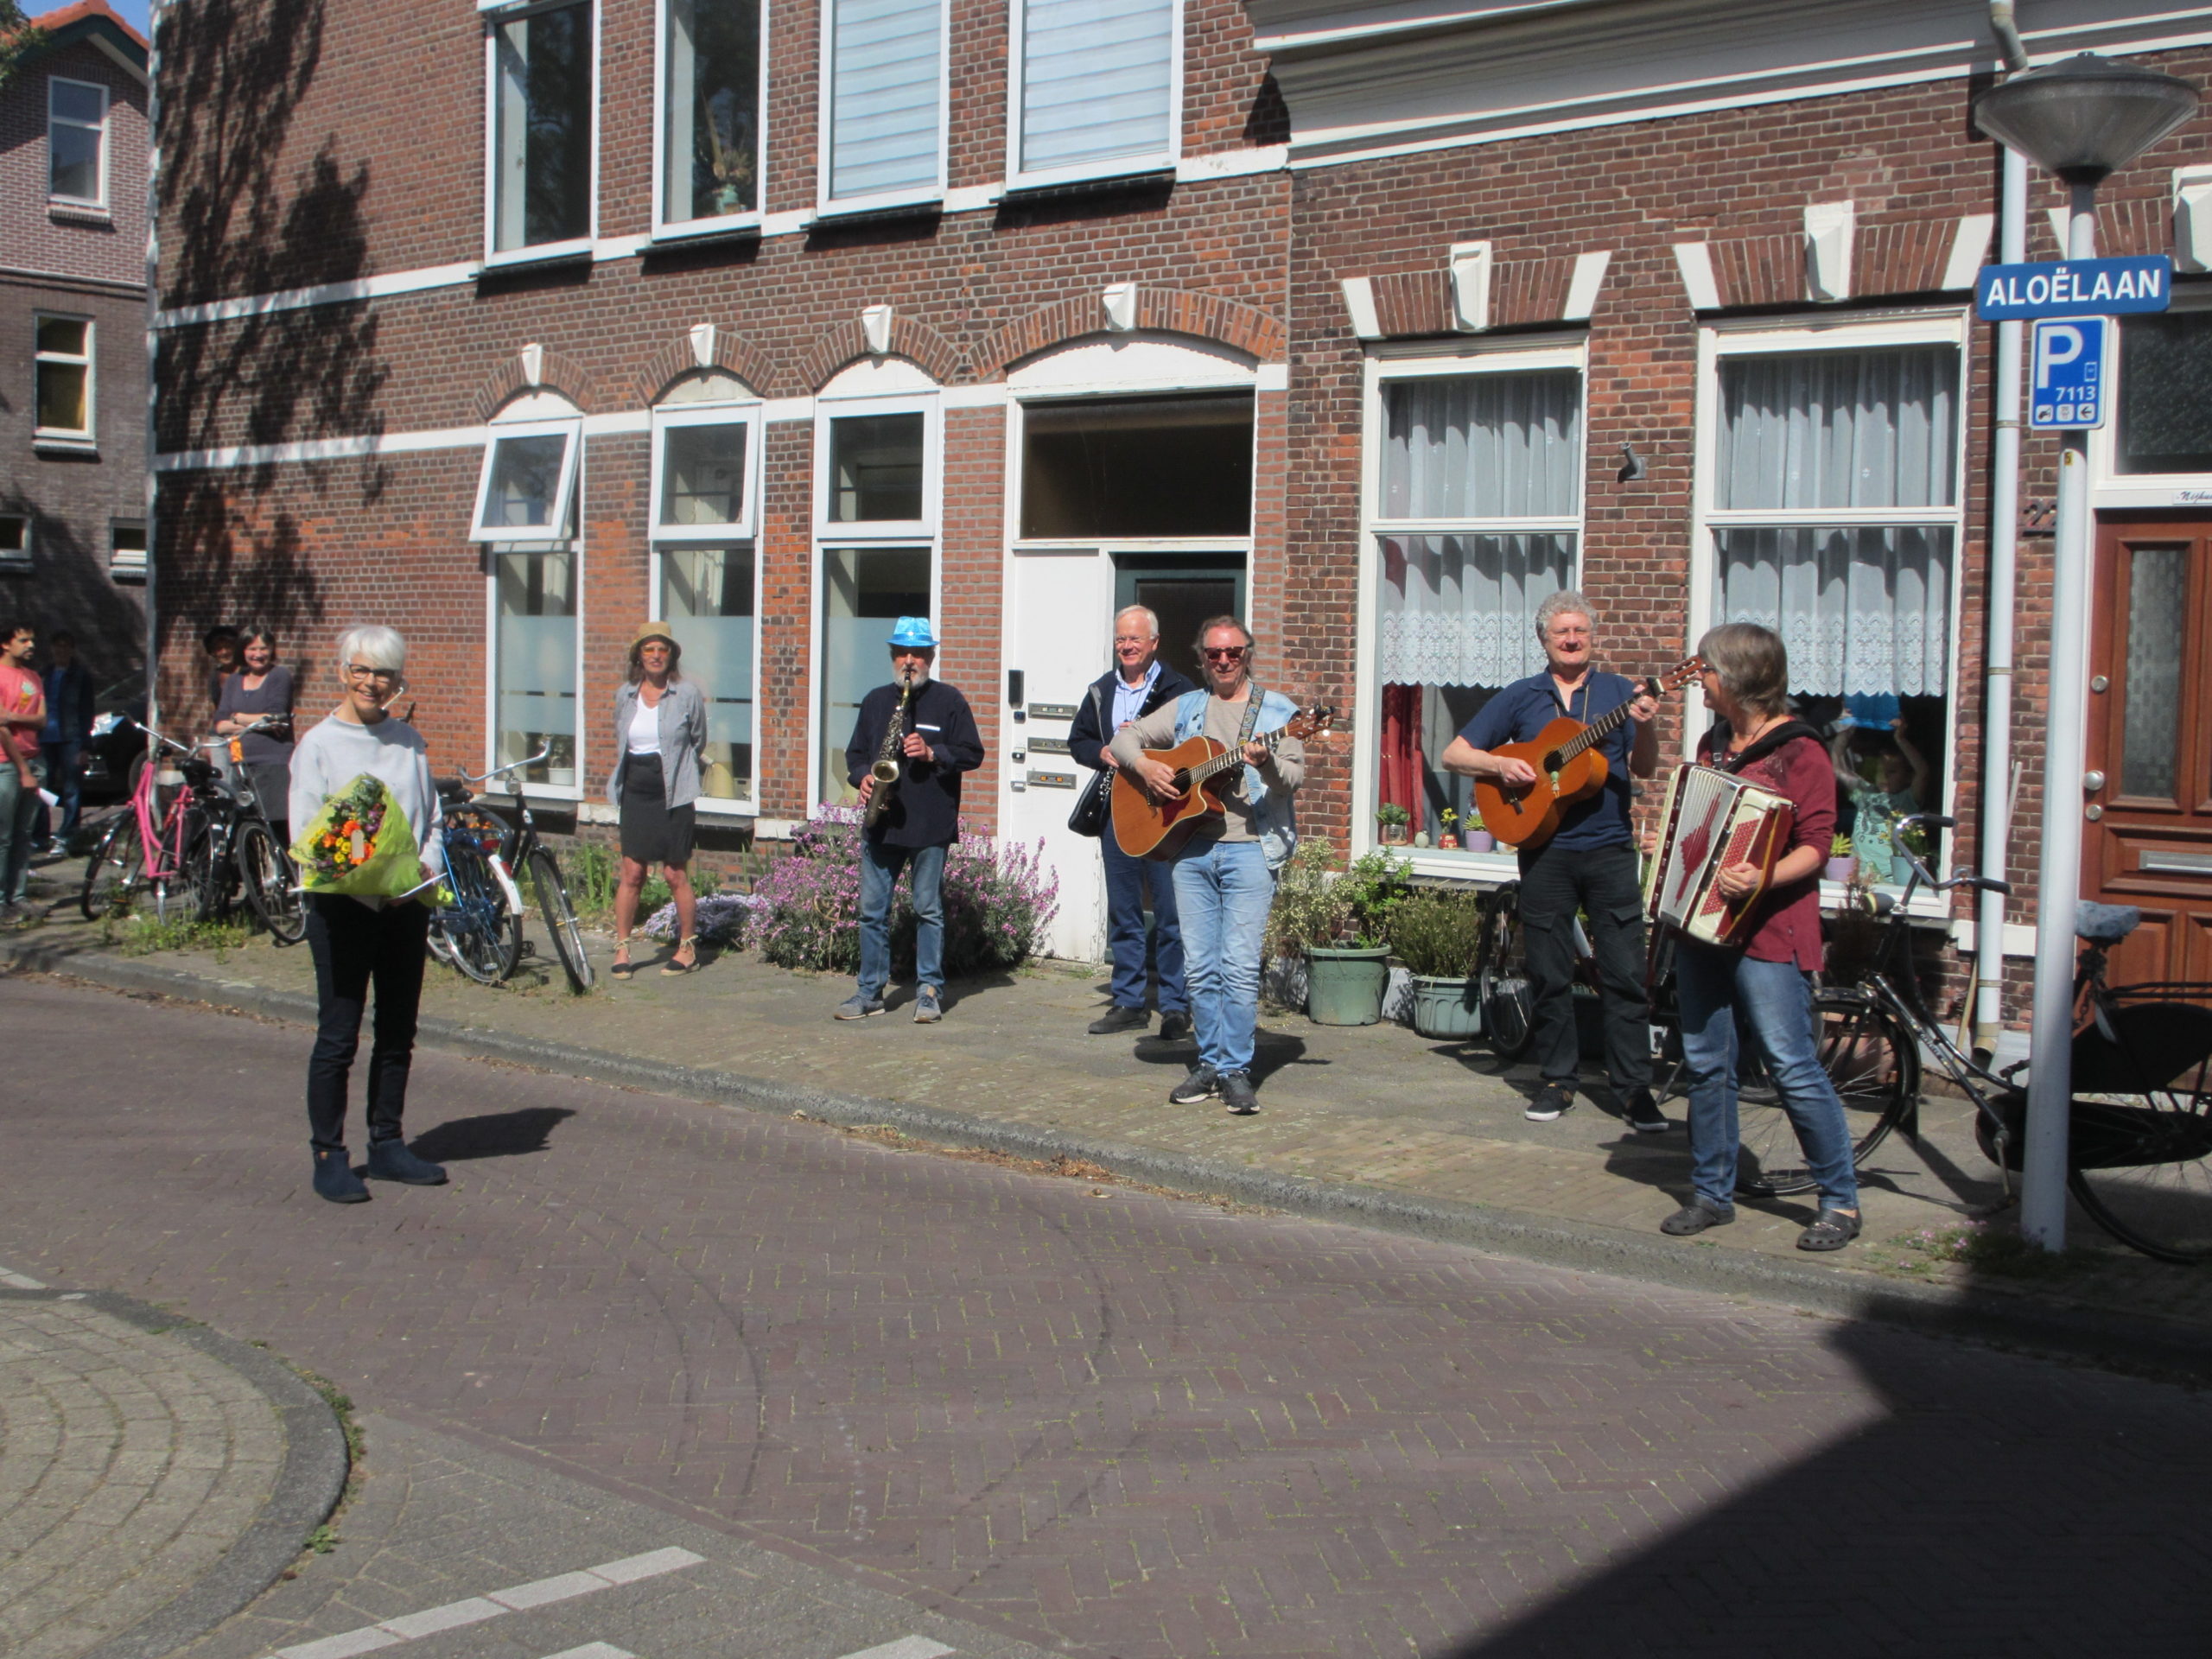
[1286,704,1338,741]
[1648,657,1707,696]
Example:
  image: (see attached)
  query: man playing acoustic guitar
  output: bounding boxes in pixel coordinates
[1440,591,1664,1130]
[1112,616,1304,1116]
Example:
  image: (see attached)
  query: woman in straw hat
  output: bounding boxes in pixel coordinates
[609,622,709,978]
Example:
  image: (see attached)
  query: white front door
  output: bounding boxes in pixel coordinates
[1001,547,1116,962]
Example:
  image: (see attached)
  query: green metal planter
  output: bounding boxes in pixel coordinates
[1409,974,1483,1040]
[1304,944,1391,1026]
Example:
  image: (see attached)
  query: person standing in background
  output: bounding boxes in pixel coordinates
[608,623,709,980]
[0,622,46,920]
[36,630,92,849]
[213,626,296,842]
[1069,605,1195,1040]
[202,625,241,715]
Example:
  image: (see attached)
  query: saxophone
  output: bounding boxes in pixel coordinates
[862,668,914,830]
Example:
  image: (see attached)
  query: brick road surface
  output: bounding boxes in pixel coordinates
[2,978,2209,1656]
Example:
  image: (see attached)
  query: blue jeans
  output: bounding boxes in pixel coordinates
[40,740,81,843]
[1171,838,1275,1077]
[857,839,946,1000]
[1103,817,1185,1014]
[1675,944,1859,1212]
[0,753,46,904]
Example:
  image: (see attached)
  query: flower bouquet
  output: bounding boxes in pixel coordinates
[290,774,431,902]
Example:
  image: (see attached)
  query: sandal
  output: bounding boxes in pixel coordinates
[610,941,636,981]
[662,936,699,976]
[1797,1209,1861,1253]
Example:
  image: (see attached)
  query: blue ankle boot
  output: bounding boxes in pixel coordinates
[366,1136,448,1185]
[313,1147,370,1205]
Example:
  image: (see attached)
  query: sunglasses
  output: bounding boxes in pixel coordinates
[1202,645,1249,662]
[345,663,399,683]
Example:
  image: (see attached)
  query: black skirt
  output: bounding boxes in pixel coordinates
[619,752,695,866]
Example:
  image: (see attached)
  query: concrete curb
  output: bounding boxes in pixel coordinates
[16,938,2212,1384]
[0,1286,352,1659]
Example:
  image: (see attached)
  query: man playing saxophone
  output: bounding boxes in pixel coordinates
[836,618,983,1025]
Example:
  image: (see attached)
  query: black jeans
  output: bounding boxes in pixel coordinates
[304,894,430,1152]
[1516,838,1652,1092]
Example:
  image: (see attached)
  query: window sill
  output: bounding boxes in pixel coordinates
[0,557,31,576]
[478,243,591,276]
[109,563,146,584]
[48,200,111,226]
[647,218,762,250]
[804,198,944,232]
[998,165,1174,207]
[34,436,97,457]
[694,798,758,818]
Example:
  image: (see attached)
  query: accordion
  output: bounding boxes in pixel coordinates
[1643,763,1796,948]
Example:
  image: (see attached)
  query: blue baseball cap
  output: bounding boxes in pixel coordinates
[887,616,938,649]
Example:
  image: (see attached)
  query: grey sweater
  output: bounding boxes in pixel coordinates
[289,713,446,900]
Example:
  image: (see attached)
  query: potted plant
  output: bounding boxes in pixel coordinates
[1462,805,1495,854]
[1376,801,1411,844]
[1436,806,1460,850]
[1262,838,1350,1014]
[1894,820,1932,887]
[1388,887,1488,1039]
[1825,832,1857,885]
[1301,846,1408,1026]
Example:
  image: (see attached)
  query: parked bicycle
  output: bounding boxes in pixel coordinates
[426,751,594,994]
[79,721,226,925]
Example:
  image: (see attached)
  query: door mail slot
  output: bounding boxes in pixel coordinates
[1027,768,1077,789]
[1029,702,1077,721]
[2139,849,2212,874]
[1029,735,1071,753]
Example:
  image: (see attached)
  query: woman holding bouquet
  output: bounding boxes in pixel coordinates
[288,625,448,1205]
[607,622,708,979]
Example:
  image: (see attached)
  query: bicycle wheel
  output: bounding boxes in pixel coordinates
[79,813,144,919]
[235,820,305,945]
[526,846,594,993]
[1479,892,1535,1062]
[183,811,235,923]
[1734,988,1919,1198]
[2063,1000,2212,1264]
[430,842,518,986]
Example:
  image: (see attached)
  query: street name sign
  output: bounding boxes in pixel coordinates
[2030,317,2108,430]
[1976,256,2172,321]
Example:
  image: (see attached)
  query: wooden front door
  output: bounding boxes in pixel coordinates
[2085,516,2212,984]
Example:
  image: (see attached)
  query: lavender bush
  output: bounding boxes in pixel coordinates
[749,805,1059,976]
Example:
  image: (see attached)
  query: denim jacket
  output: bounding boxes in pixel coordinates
[1171,686,1300,872]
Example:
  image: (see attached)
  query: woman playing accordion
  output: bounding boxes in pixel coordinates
[1655,623,1860,1253]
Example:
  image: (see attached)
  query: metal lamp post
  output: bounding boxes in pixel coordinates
[1972,54,2199,1249]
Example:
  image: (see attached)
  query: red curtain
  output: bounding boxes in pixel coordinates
[1379,683,1423,836]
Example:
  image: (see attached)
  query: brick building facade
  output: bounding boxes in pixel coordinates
[154,0,2212,994]
[3,0,148,690]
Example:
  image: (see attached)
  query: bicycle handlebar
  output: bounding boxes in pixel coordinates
[457,747,552,787]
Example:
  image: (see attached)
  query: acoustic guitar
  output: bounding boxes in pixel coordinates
[1469,658,1705,851]
[1111,704,1337,861]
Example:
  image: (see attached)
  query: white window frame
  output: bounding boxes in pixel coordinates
[809,378,944,813]
[34,312,94,442]
[651,543,762,814]
[1690,307,1970,914]
[2090,286,2212,506]
[110,518,147,579]
[815,0,950,219]
[47,75,108,207]
[652,0,767,241]
[481,0,601,267]
[650,400,762,541]
[0,513,29,569]
[1351,334,1589,877]
[469,417,582,542]
[1006,0,1183,194]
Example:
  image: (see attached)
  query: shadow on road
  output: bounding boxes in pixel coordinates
[409,1107,575,1163]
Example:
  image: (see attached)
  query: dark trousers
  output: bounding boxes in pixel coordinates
[1517,838,1652,1092]
[1103,817,1185,1014]
[304,894,429,1152]
[40,741,81,842]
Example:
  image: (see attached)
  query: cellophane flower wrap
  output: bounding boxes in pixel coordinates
[290,774,427,901]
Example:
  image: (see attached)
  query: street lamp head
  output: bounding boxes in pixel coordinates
[1974,52,2200,184]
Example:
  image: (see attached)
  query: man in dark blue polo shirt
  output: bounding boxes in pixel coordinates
[1441,591,1664,1129]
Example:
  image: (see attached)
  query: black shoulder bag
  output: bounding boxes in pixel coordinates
[1067,684,1111,837]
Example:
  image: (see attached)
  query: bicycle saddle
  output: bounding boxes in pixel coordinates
[2075,901,2140,944]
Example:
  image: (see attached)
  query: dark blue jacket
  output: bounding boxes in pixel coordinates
[844,678,983,849]
[1068,662,1198,773]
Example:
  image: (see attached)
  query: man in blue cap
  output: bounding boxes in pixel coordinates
[836,618,983,1023]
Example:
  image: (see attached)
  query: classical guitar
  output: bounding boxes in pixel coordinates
[1111,704,1338,861]
[1470,658,1705,851]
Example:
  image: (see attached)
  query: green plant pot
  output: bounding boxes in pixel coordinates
[1409,973,1482,1040]
[1305,945,1391,1026]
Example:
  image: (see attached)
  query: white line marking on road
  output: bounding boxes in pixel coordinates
[0,1264,48,1288]
[837,1639,956,1659]
[268,1546,703,1657]
[377,1599,505,1638]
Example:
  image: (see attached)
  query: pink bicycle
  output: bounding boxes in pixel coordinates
[78,721,232,925]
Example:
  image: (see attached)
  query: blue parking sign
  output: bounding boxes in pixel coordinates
[2031,317,2108,430]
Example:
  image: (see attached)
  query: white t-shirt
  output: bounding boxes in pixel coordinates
[626,696,661,755]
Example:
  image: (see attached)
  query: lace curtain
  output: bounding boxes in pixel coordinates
[1378,533,1575,687]
[1382,372,1580,518]
[1713,347,1959,696]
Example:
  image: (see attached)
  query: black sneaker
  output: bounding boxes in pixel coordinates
[1660,1196,1735,1236]
[1621,1088,1670,1134]
[1524,1083,1576,1122]
[1167,1066,1218,1105]
[1088,1005,1149,1035]
[1219,1071,1259,1116]
[1156,1011,1193,1043]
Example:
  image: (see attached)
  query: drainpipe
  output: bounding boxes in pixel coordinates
[141,1,166,739]
[1974,3,2031,1056]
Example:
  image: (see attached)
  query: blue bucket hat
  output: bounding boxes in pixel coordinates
[887,616,938,649]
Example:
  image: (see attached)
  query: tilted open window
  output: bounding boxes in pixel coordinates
[470,420,581,542]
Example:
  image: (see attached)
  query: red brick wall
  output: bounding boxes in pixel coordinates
[0,37,148,288]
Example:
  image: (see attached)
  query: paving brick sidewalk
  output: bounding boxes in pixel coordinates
[10,897,2211,1352]
[0,1287,328,1659]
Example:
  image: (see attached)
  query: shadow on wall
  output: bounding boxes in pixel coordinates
[156,0,389,715]
[9,514,147,677]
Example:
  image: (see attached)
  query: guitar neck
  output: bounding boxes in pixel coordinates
[1188,724,1288,785]
[1558,683,1650,761]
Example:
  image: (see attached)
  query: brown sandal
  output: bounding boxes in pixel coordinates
[661,937,699,976]
[610,941,636,981]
